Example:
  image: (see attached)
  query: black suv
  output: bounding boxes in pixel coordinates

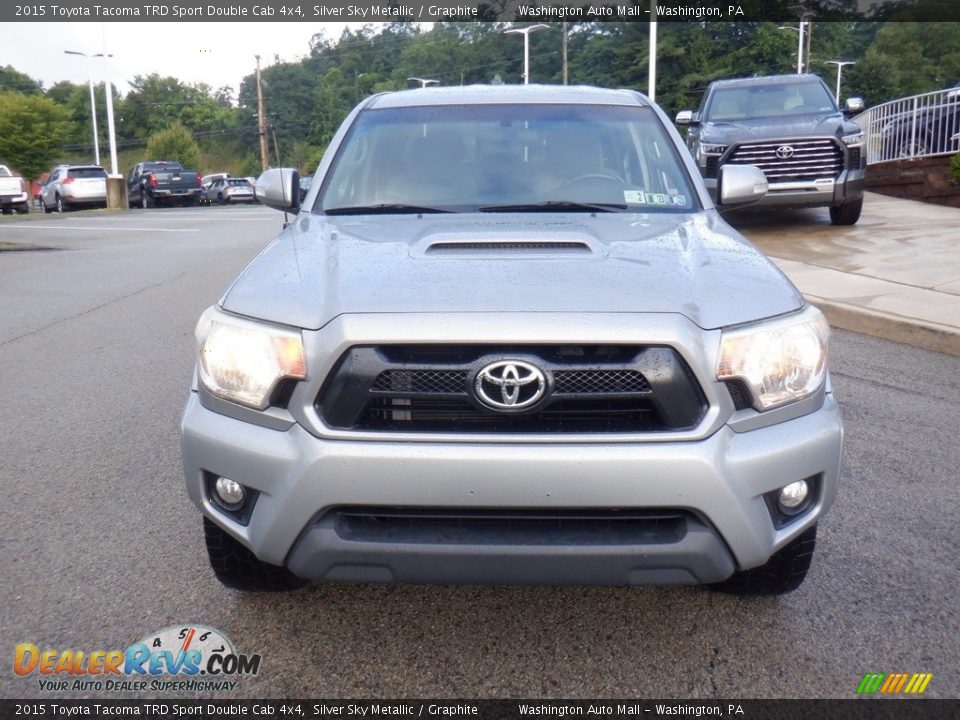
[677,74,866,225]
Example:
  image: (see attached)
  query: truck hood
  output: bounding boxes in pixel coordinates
[699,112,860,144]
[221,211,803,331]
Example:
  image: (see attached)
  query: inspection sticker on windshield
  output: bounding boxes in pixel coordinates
[624,190,687,207]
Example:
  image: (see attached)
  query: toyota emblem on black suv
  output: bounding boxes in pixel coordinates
[474,360,547,411]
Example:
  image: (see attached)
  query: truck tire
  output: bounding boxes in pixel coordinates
[829,197,862,225]
[709,524,817,596]
[203,517,306,592]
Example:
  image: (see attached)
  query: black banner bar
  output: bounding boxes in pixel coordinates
[3,0,960,23]
[2,700,960,720]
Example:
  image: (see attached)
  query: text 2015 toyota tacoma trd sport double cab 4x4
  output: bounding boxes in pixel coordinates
[181,85,843,595]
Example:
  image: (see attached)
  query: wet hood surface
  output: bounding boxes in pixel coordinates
[221,211,803,331]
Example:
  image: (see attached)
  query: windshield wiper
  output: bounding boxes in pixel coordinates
[479,201,626,213]
[324,203,452,215]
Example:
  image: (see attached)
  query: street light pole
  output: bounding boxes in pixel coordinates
[64,50,101,165]
[825,61,856,103]
[99,26,119,176]
[777,25,803,74]
[648,0,657,100]
[788,4,816,74]
[504,24,549,84]
[407,77,438,88]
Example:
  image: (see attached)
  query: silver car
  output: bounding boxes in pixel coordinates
[39,165,108,213]
[181,85,843,595]
[205,177,256,204]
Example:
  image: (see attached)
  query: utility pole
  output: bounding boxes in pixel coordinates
[255,55,269,172]
[562,22,568,85]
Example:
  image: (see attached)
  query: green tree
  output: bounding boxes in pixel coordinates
[0,91,72,181]
[0,65,42,94]
[145,121,202,169]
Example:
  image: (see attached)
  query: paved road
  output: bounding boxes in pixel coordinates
[1,207,957,699]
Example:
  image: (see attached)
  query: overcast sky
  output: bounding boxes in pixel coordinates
[3,22,372,96]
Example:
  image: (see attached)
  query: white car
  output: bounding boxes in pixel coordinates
[39,165,108,213]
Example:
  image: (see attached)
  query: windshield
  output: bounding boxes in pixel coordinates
[705,82,836,121]
[319,104,698,214]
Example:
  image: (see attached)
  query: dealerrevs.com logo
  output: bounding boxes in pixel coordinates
[14,625,261,693]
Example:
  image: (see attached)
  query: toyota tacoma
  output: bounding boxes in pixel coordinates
[181,85,843,595]
[676,74,866,225]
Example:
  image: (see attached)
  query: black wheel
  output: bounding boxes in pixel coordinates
[15,204,29,215]
[709,524,817,596]
[829,197,863,226]
[203,517,306,592]
[55,195,64,214]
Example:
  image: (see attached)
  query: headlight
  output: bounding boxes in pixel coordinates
[716,306,829,411]
[840,132,865,146]
[195,306,306,409]
[695,142,727,167]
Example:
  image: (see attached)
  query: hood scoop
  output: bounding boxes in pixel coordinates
[412,234,604,259]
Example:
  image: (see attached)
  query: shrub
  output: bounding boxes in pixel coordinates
[951,153,960,184]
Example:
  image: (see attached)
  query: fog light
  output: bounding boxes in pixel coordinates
[214,477,245,508]
[778,480,809,513]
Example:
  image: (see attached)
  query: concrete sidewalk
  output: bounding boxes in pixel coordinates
[734,191,960,357]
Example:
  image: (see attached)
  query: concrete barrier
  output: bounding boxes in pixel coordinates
[106,176,128,211]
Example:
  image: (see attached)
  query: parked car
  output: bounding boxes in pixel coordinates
[880,91,960,159]
[676,73,866,225]
[0,164,30,215]
[38,164,108,213]
[200,173,230,204]
[127,161,203,208]
[182,85,843,596]
[205,177,256,204]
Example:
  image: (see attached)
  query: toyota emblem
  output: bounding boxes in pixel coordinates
[474,360,547,411]
[775,145,795,159]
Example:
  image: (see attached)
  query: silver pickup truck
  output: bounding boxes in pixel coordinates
[181,85,843,596]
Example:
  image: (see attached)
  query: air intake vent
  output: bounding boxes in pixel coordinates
[425,240,592,254]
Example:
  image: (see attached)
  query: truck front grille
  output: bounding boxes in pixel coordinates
[329,507,691,545]
[725,138,843,182]
[315,344,706,434]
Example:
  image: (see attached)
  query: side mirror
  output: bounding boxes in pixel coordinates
[675,110,696,126]
[844,97,864,115]
[255,168,301,213]
[717,164,768,207]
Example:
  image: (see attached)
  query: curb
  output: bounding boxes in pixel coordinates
[809,296,960,358]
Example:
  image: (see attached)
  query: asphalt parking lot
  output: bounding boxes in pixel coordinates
[0,206,957,699]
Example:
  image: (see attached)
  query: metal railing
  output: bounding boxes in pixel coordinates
[853,87,960,164]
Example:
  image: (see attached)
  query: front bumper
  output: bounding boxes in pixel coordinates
[182,389,843,586]
[705,168,865,209]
